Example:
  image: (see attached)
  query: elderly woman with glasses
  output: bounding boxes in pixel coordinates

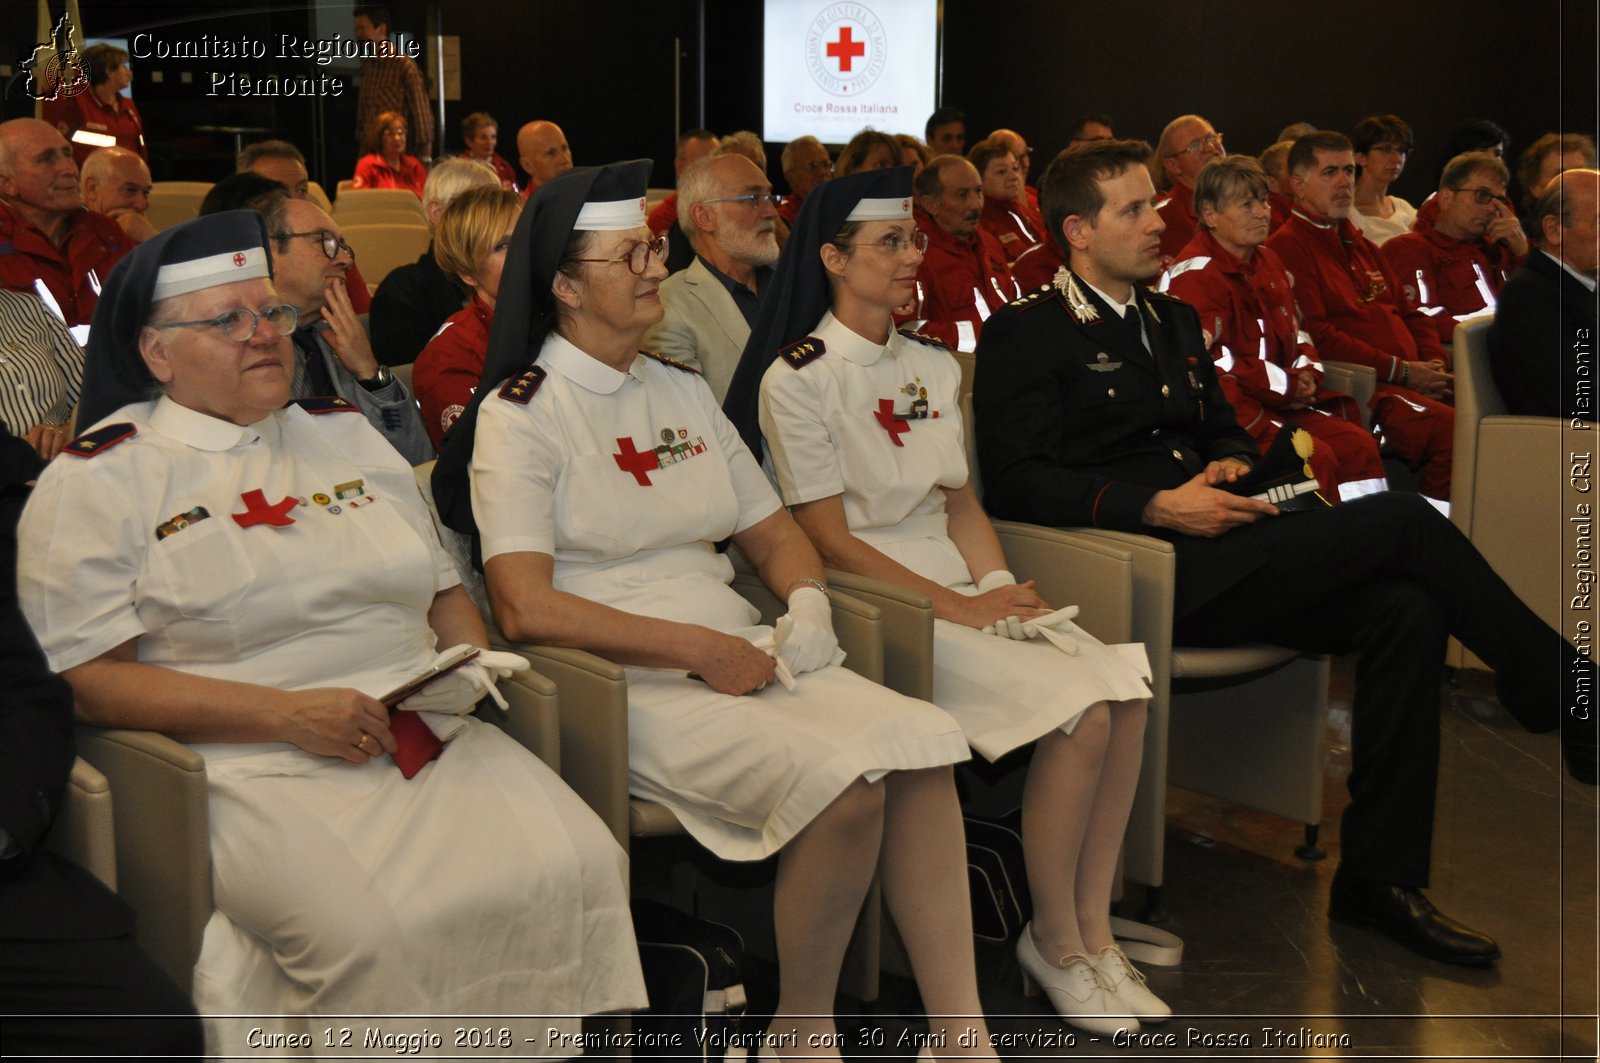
[724,167,1162,1036]
[432,161,997,1059]
[17,212,644,1046]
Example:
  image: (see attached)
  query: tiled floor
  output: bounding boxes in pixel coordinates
[713,660,1598,1061]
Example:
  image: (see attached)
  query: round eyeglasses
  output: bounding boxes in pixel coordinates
[573,235,669,275]
[151,304,301,343]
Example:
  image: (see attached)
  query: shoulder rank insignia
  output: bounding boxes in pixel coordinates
[64,422,136,458]
[1007,285,1054,311]
[640,350,700,374]
[292,396,358,415]
[780,336,826,369]
[896,326,950,351]
[498,365,547,404]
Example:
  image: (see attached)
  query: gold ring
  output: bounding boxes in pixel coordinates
[355,733,370,752]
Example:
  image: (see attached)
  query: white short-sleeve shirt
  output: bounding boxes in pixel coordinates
[19,397,459,696]
[760,311,970,585]
[472,334,782,631]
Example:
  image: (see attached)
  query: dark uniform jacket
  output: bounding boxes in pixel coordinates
[1488,250,1598,421]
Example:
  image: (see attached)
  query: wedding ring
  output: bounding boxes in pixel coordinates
[355,733,370,752]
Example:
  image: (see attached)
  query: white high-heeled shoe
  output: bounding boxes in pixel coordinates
[1016,922,1137,1037]
[1093,944,1171,1023]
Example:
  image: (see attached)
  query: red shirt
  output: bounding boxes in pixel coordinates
[42,90,146,168]
[980,197,1062,290]
[414,294,492,449]
[1165,229,1323,433]
[1265,211,1448,384]
[1268,191,1294,235]
[459,151,518,191]
[778,190,805,227]
[0,203,128,327]
[1155,181,1199,266]
[352,154,428,198]
[895,207,1020,350]
[1383,220,1517,344]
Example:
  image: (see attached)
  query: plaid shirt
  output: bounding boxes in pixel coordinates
[357,48,434,158]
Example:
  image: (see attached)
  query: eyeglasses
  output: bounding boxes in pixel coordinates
[152,304,300,343]
[797,159,834,174]
[573,235,669,275]
[276,230,355,261]
[1451,186,1509,206]
[1173,132,1224,156]
[836,229,930,255]
[705,193,784,210]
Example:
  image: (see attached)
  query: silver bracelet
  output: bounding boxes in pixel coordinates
[785,577,830,598]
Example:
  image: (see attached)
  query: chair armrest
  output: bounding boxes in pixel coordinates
[482,665,562,773]
[44,756,116,891]
[823,570,935,700]
[73,726,210,995]
[1323,360,1376,428]
[990,521,1136,644]
[1062,529,1177,672]
[514,645,632,850]
[729,571,887,686]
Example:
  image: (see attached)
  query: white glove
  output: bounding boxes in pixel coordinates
[774,586,845,679]
[399,645,529,715]
[982,604,1084,652]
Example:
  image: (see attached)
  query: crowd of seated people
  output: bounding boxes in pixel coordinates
[2,84,1597,1060]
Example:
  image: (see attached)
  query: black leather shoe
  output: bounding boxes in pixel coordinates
[1328,870,1501,966]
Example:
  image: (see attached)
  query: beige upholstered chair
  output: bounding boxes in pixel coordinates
[339,223,431,289]
[146,182,214,233]
[960,393,1328,912]
[1447,314,1574,669]
[1322,360,1378,429]
[332,187,428,222]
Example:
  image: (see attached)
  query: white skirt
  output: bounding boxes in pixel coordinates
[625,660,971,861]
[866,526,1153,761]
[189,718,644,1056]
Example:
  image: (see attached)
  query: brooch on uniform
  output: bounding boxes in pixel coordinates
[1053,267,1100,324]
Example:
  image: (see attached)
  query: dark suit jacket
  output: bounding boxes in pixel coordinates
[974,274,1279,616]
[1488,250,1598,421]
[369,243,469,368]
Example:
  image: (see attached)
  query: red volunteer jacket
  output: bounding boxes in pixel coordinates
[0,203,127,327]
[895,206,1020,351]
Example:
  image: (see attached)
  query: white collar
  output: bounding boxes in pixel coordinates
[149,395,281,450]
[813,310,893,366]
[1082,278,1141,320]
[538,332,643,395]
[1542,249,1599,293]
[1291,209,1338,230]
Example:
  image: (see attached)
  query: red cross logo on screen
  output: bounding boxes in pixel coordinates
[805,4,885,98]
[826,26,865,72]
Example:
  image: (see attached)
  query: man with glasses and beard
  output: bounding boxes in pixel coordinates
[262,197,430,462]
[898,155,1019,352]
[645,155,782,402]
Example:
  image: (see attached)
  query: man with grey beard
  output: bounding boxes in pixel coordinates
[645,154,781,401]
